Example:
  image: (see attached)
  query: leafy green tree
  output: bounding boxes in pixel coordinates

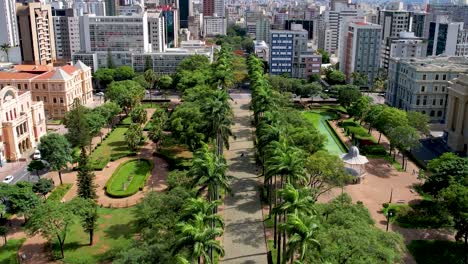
[423,153,468,195]
[308,74,321,83]
[1,43,11,62]
[144,69,157,90]
[0,226,7,244]
[317,48,330,64]
[181,198,224,228]
[85,111,106,143]
[305,150,351,201]
[351,72,369,87]
[133,74,151,89]
[158,75,173,90]
[64,99,91,148]
[337,85,362,108]
[26,201,75,259]
[114,66,135,81]
[170,102,205,151]
[348,96,373,121]
[407,111,430,135]
[374,106,408,142]
[93,102,122,130]
[130,104,148,124]
[177,55,211,72]
[76,150,97,200]
[94,68,115,89]
[125,123,143,152]
[364,104,386,133]
[387,125,420,167]
[70,198,99,245]
[27,160,45,177]
[241,38,255,54]
[39,133,73,185]
[326,70,346,85]
[105,80,145,113]
[32,178,54,197]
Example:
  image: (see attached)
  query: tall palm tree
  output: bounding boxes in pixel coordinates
[0,43,11,62]
[174,213,225,264]
[181,198,224,228]
[280,213,320,264]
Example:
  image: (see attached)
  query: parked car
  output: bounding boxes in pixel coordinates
[33,149,41,160]
[3,175,14,184]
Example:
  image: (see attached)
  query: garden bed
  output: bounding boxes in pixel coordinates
[105,159,153,198]
[47,184,73,202]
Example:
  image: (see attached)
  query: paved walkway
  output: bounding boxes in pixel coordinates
[222,95,268,264]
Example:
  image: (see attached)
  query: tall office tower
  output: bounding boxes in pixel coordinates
[285,20,314,40]
[203,0,214,16]
[381,32,427,70]
[427,16,464,56]
[456,29,468,56]
[214,0,224,17]
[0,0,21,63]
[188,15,201,39]
[105,0,119,16]
[52,8,81,63]
[317,7,363,55]
[180,0,190,28]
[256,18,271,43]
[273,12,288,30]
[411,12,426,38]
[203,16,226,37]
[330,0,349,11]
[162,8,180,48]
[426,3,468,33]
[245,11,263,36]
[148,11,166,52]
[378,9,412,40]
[339,21,382,86]
[16,2,56,65]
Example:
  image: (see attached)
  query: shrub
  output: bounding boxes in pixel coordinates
[167,170,191,189]
[361,145,387,156]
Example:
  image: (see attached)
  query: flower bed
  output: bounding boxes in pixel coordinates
[105,159,153,198]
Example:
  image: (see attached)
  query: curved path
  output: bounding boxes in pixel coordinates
[222,94,268,264]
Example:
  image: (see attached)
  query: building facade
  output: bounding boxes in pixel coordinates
[386,56,468,123]
[381,32,427,70]
[0,86,46,162]
[445,74,468,155]
[0,0,21,63]
[16,2,56,65]
[427,18,463,56]
[203,16,226,37]
[339,21,381,86]
[0,61,93,118]
[52,8,81,63]
[256,18,271,43]
[378,10,412,40]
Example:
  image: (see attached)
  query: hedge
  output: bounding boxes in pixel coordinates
[105,159,154,198]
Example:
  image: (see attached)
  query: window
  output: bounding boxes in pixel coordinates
[440,99,444,105]
[422,74,426,80]
[433,99,436,105]
[36,96,40,101]
[43,96,47,102]
[53,98,57,103]
[60,97,63,104]
[35,84,39,89]
[423,96,427,105]
[421,86,425,92]
[24,84,28,90]
[42,84,46,89]
[437,111,442,117]
[430,110,435,117]
[435,74,439,80]
[443,74,446,80]
[435,85,438,92]
[17,84,21,90]
[442,86,446,92]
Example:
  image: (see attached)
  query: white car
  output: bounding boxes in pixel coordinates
[32,149,41,160]
[3,175,14,184]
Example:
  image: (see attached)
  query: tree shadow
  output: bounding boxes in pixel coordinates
[103,220,138,240]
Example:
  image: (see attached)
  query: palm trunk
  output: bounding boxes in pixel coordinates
[282,212,287,263]
[273,174,278,248]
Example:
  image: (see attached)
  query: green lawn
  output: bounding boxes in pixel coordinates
[119,116,132,126]
[89,127,135,170]
[52,207,136,263]
[408,240,465,264]
[303,111,347,155]
[47,184,72,202]
[0,238,25,264]
[339,119,377,143]
[105,159,153,198]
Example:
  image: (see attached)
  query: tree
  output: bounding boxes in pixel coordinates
[423,153,468,195]
[158,75,173,90]
[407,111,430,135]
[70,198,99,245]
[337,85,362,108]
[241,38,255,54]
[326,70,346,85]
[93,68,115,89]
[308,74,321,83]
[170,102,205,151]
[1,43,11,62]
[26,201,75,259]
[125,123,143,152]
[144,69,157,90]
[148,108,168,149]
[374,107,408,142]
[114,66,135,81]
[177,55,210,72]
[364,104,386,133]
[387,125,420,168]
[144,56,153,72]
[76,150,97,200]
[305,150,351,201]
[32,178,54,197]
[105,80,145,113]
[85,111,106,143]
[27,160,45,178]
[0,226,7,245]
[130,104,148,124]
[351,72,369,87]
[181,198,224,228]
[94,102,121,130]
[64,99,91,148]
[7,183,41,222]
[317,49,330,64]
[38,133,73,185]
[348,96,373,121]
[439,182,468,264]
[107,49,115,68]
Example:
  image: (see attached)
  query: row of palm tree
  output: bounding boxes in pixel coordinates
[248,55,322,264]
[172,46,235,264]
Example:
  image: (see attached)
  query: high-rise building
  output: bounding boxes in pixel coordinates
[285,20,314,39]
[426,3,468,35]
[52,8,81,63]
[445,73,468,155]
[188,15,201,39]
[0,0,21,63]
[16,2,56,65]
[386,56,468,122]
[148,11,166,52]
[203,16,226,37]
[162,8,180,48]
[411,12,426,38]
[73,0,107,16]
[203,0,224,17]
[427,17,463,56]
[105,0,119,16]
[256,18,271,43]
[378,9,412,40]
[381,32,427,70]
[339,21,381,86]
[0,85,46,162]
[180,0,190,28]
[456,29,468,56]
[330,0,349,11]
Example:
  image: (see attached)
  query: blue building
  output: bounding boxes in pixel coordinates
[269,30,294,76]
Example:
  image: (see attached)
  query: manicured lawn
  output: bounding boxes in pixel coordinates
[47,184,72,202]
[105,159,153,198]
[339,118,377,143]
[0,238,26,264]
[89,127,135,170]
[119,116,132,126]
[52,207,137,263]
[408,240,465,264]
[46,119,62,125]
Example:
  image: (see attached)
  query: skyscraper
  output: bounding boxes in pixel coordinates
[427,17,464,56]
[0,0,21,63]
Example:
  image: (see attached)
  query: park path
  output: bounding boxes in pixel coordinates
[222,95,268,264]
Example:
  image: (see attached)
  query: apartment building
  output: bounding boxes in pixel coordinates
[386,56,468,123]
[427,17,464,56]
[445,74,468,155]
[378,9,412,40]
[52,8,81,63]
[16,2,56,65]
[256,18,271,43]
[0,85,46,162]
[0,61,93,118]
[381,32,427,70]
[0,0,21,63]
[203,16,226,37]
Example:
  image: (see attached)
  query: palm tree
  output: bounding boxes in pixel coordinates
[181,198,224,228]
[174,213,225,264]
[280,213,320,263]
[0,43,11,62]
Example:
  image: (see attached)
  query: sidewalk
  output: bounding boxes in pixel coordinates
[222,95,268,264]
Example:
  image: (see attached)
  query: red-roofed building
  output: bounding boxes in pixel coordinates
[0,61,93,118]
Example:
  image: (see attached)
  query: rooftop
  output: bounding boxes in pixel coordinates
[0,61,88,81]
[394,56,468,72]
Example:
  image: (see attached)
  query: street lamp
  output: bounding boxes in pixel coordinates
[385,208,396,232]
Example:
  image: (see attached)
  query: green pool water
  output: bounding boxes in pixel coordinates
[303,111,347,156]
